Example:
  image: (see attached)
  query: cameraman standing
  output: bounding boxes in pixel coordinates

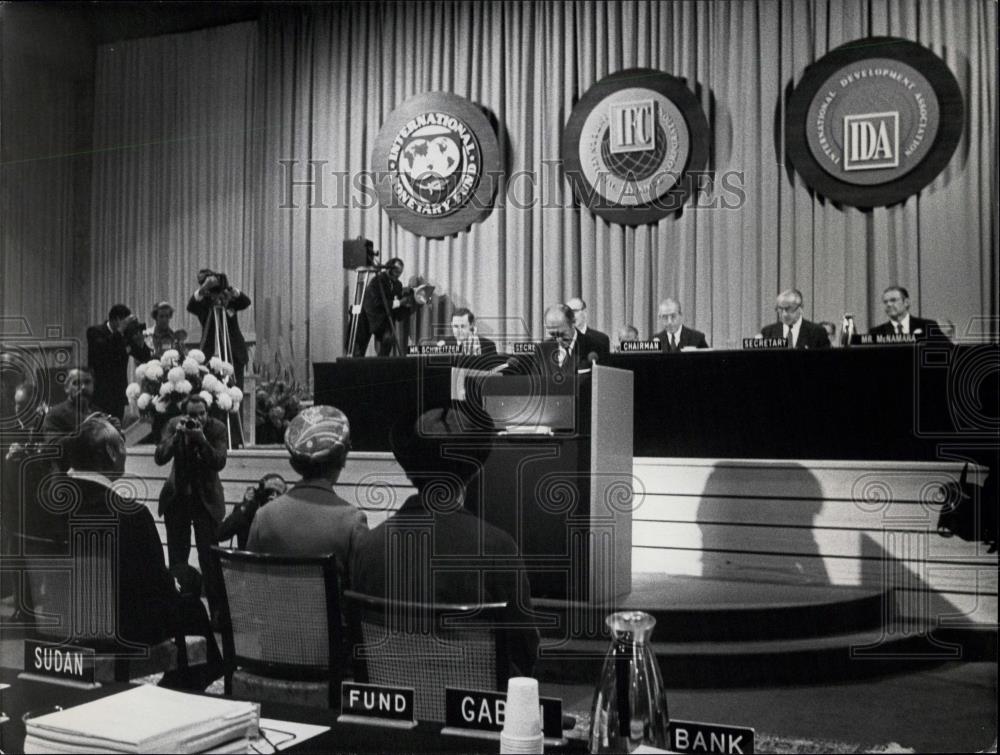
[155,394,228,625]
[188,269,251,388]
[86,304,152,420]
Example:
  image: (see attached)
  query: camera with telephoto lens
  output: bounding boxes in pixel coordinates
[205,272,230,295]
[183,418,200,430]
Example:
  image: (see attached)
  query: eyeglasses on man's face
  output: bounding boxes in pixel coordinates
[775,304,801,313]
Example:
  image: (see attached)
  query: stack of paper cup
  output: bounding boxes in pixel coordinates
[500,677,543,754]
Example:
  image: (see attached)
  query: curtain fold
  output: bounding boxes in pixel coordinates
[89,23,257,353]
[87,0,996,380]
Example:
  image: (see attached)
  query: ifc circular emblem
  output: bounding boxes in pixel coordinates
[563,68,710,226]
[372,92,501,238]
[787,38,963,207]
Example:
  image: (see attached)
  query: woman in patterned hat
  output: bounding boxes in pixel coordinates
[246,406,369,584]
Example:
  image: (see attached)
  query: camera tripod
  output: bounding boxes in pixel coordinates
[201,301,243,449]
[346,267,404,357]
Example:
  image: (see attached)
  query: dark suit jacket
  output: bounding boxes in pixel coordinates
[187,291,252,367]
[869,316,942,341]
[654,326,709,352]
[760,319,831,349]
[442,334,498,357]
[40,476,184,648]
[351,493,540,676]
[41,399,92,442]
[87,323,151,419]
[361,272,405,336]
[154,415,228,523]
[580,327,611,361]
[574,328,608,364]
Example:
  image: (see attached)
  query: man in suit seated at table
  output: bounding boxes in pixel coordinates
[443,307,498,357]
[759,289,831,349]
[39,416,222,688]
[566,297,611,361]
[653,298,709,352]
[868,285,942,342]
[351,407,540,675]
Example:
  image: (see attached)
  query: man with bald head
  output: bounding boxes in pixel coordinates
[540,304,605,369]
[654,298,709,352]
[566,297,611,361]
[759,289,831,349]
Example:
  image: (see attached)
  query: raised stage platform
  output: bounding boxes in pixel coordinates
[120,447,996,685]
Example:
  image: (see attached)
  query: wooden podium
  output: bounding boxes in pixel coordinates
[466,364,634,603]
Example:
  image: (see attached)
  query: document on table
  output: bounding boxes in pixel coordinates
[253,718,330,751]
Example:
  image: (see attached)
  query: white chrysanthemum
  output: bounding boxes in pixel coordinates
[167,366,186,384]
[228,386,244,402]
[125,383,141,400]
[209,356,224,372]
[188,349,206,364]
[199,390,214,406]
[145,364,164,380]
[159,382,174,396]
[216,393,234,412]
[219,361,235,376]
[134,364,147,381]
[182,358,199,376]
[201,374,220,392]
[136,393,152,410]
[153,397,169,413]
[176,379,193,395]
[161,349,180,365]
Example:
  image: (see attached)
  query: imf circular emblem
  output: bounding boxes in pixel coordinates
[563,68,710,226]
[787,38,963,207]
[372,92,501,238]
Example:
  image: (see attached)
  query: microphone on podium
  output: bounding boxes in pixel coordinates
[841,313,855,347]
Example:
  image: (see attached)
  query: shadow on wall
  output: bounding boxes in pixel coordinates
[697,461,830,585]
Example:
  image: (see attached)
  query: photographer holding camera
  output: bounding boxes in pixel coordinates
[187,268,251,388]
[155,394,229,626]
[86,304,152,420]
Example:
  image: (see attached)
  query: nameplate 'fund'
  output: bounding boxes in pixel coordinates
[339,682,416,729]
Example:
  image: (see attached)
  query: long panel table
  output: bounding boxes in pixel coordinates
[0,669,585,753]
[314,344,998,461]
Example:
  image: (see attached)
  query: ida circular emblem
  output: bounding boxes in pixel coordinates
[786,37,963,207]
[371,92,500,238]
[562,68,710,226]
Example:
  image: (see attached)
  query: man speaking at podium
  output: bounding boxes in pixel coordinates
[540,304,607,370]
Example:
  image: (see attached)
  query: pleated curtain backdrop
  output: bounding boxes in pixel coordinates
[88,1,997,380]
[89,23,258,348]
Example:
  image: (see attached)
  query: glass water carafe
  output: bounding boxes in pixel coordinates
[588,610,670,753]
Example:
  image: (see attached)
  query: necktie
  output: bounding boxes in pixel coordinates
[786,327,794,348]
[670,333,677,351]
[895,322,902,335]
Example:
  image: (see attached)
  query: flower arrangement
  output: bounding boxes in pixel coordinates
[253,353,312,444]
[126,349,243,418]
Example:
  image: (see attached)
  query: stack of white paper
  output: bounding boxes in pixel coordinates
[23,685,258,754]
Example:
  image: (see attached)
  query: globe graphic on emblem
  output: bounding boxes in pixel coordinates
[399,124,463,204]
[600,122,668,181]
